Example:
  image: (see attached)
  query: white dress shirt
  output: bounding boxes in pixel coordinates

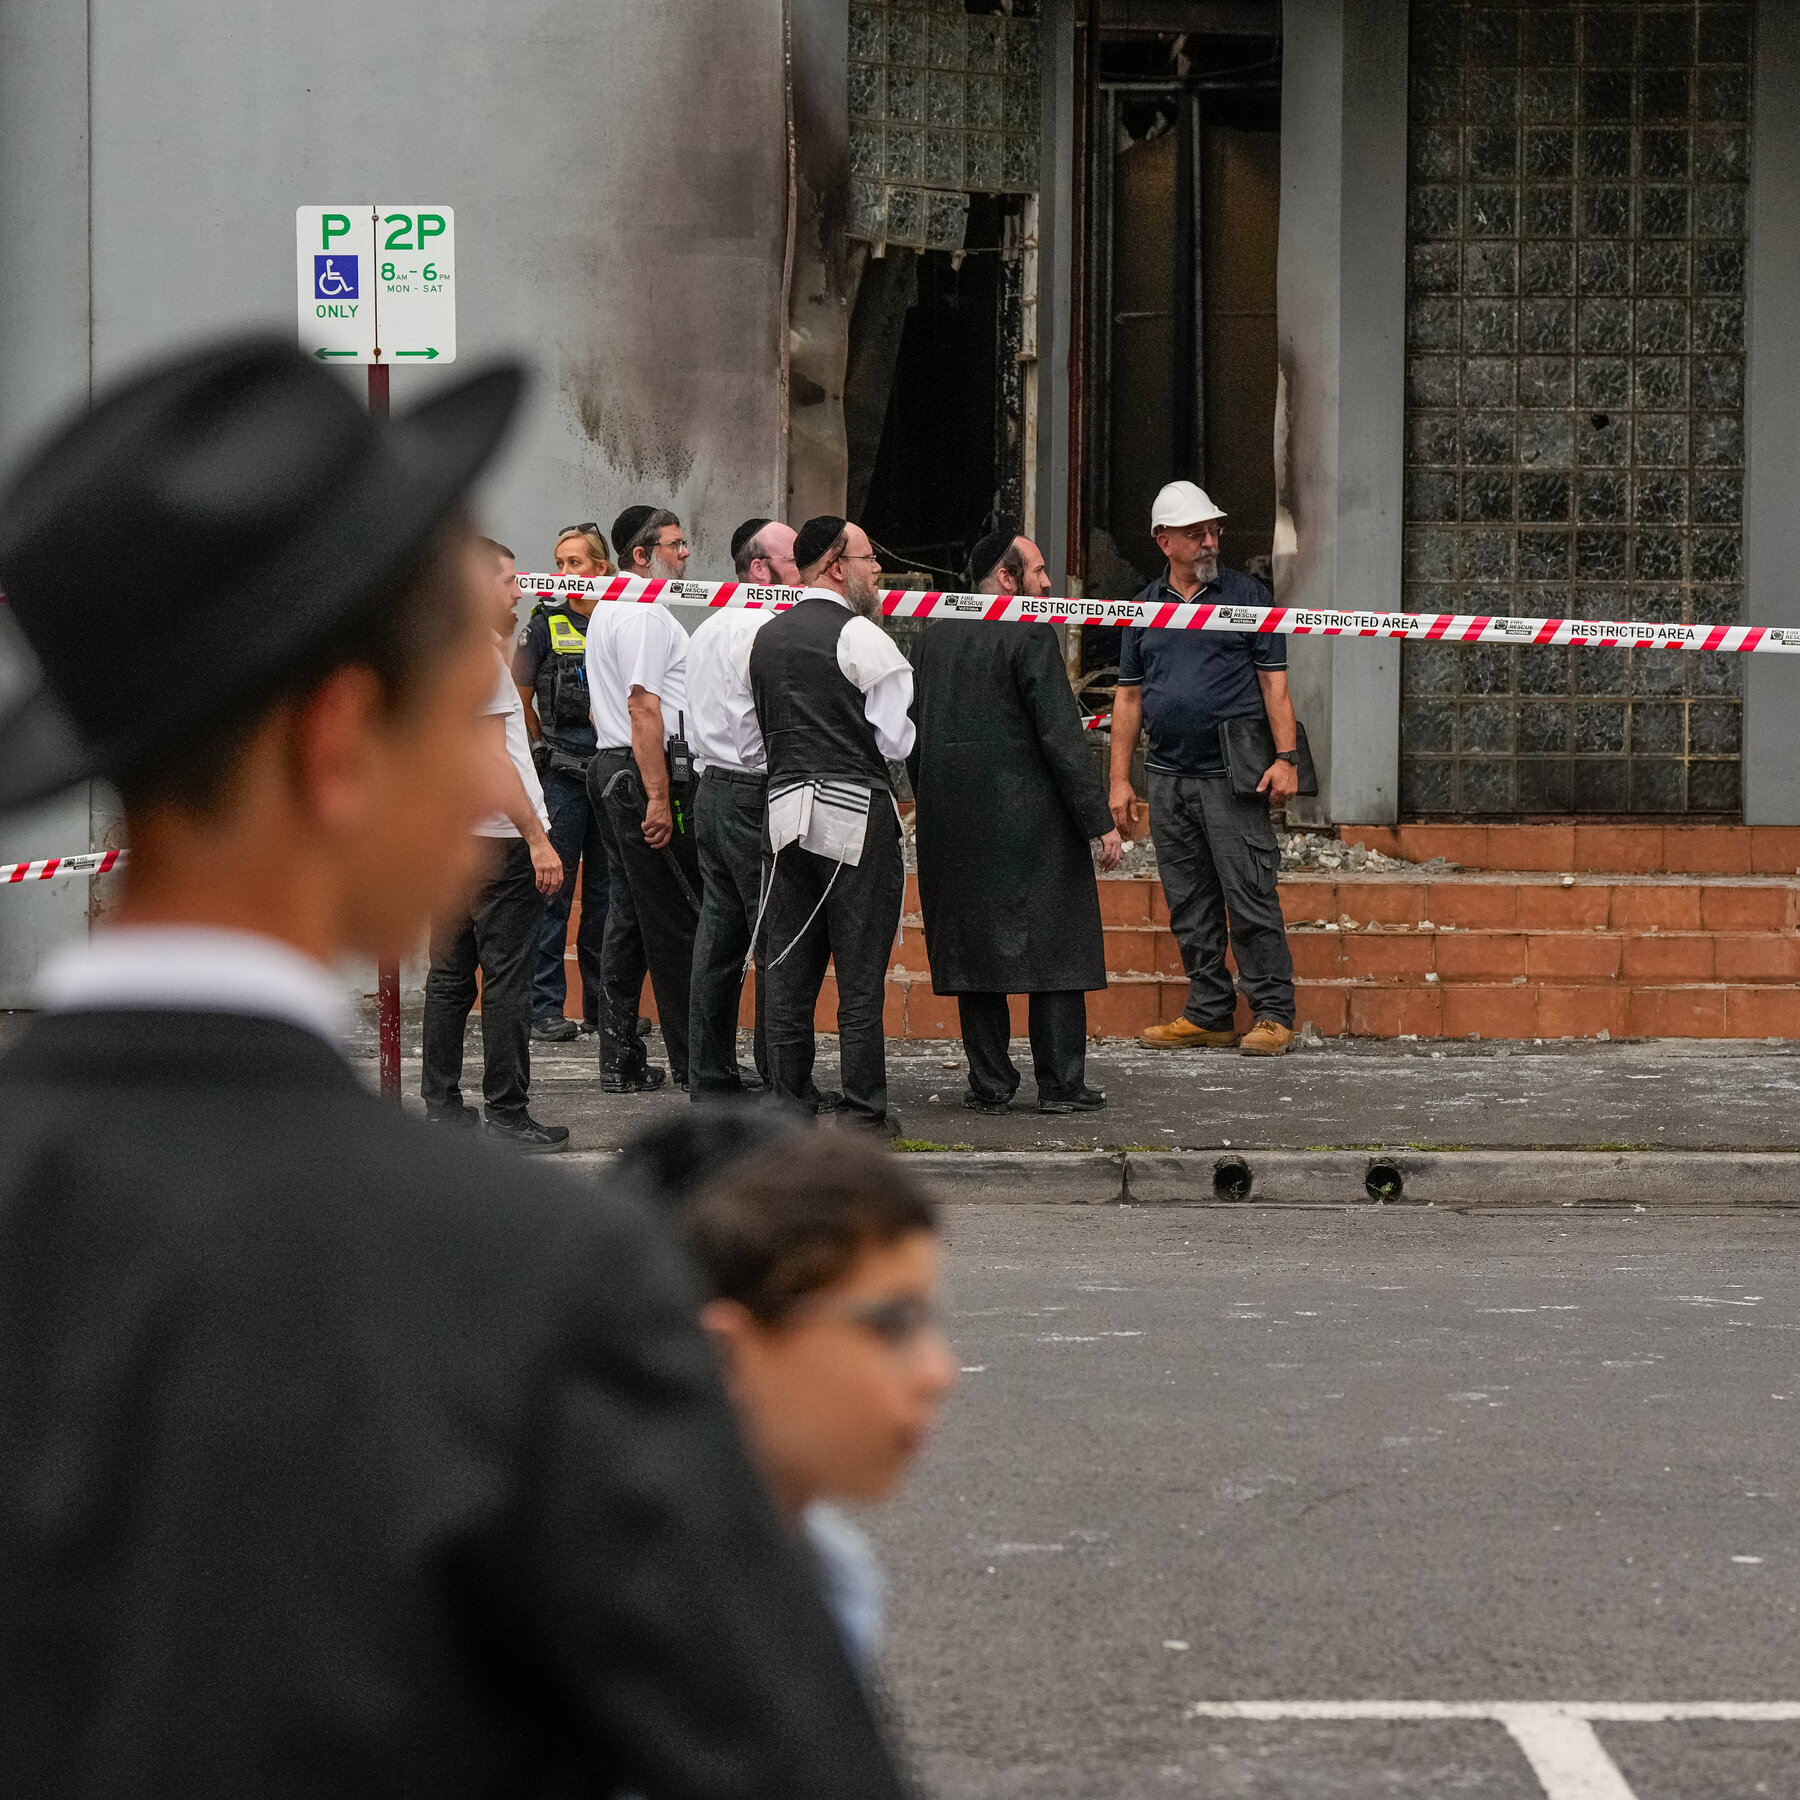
[36,925,350,1047]
[728,587,915,762]
[686,607,774,775]
[584,601,690,750]
[475,647,550,839]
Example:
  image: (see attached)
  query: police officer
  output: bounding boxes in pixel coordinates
[513,524,612,1041]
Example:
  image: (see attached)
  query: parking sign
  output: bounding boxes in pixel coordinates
[296,208,376,362]
[296,206,455,365]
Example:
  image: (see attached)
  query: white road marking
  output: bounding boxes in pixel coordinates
[1502,1713,1636,1800]
[1186,1701,1800,1800]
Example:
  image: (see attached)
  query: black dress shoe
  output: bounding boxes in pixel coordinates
[425,1102,478,1128]
[806,1088,846,1114]
[963,1092,1014,1116]
[481,1114,570,1151]
[1038,1085,1107,1115]
[601,1064,668,1094]
[531,1016,578,1043]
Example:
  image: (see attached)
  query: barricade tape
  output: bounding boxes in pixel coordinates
[2,847,125,884]
[517,571,1800,656]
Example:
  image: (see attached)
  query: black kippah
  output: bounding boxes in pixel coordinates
[793,514,849,574]
[611,505,658,557]
[731,516,773,563]
[968,522,1018,589]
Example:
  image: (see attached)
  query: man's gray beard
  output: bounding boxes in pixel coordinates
[846,570,880,619]
[647,549,684,581]
[1195,550,1220,583]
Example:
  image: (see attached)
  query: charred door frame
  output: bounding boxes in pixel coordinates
[1083,80,1206,556]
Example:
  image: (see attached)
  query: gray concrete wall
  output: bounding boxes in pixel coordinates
[1743,2,1800,824]
[0,0,792,1002]
[0,0,102,1002]
[1274,0,1408,826]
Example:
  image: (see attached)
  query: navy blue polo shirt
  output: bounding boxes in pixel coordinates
[1116,566,1285,778]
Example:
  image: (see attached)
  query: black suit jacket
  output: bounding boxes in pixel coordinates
[0,1011,906,1799]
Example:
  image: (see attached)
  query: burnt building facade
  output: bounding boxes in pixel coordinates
[803,1,1796,834]
[4,0,1799,1001]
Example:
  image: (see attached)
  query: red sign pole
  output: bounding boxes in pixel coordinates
[368,362,402,1104]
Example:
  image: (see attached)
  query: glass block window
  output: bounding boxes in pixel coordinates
[1401,2,1752,816]
[849,0,1041,253]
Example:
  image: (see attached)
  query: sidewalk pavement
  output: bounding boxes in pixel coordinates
[347,1006,1800,1156]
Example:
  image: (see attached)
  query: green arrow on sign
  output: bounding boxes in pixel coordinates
[395,347,440,359]
[314,348,358,359]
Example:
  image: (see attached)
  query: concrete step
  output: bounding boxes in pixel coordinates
[1274,869,1797,933]
[1343,821,1800,876]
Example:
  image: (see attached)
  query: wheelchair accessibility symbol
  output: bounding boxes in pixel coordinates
[314,255,359,300]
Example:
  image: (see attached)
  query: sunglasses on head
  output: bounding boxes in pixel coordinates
[558,523,603,539]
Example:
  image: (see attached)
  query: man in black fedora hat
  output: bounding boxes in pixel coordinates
[0,339,908,1799]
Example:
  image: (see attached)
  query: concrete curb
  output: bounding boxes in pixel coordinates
[562,1148,1800,1207]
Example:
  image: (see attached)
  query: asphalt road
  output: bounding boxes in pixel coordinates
[869,1206,1800,1798]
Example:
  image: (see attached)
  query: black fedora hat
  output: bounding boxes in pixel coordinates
[0,334,523,811]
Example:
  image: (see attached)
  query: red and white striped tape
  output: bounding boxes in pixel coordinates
[0,847,125,885]
[517,571,1800,656]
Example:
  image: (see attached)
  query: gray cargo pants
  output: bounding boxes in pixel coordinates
[1148,771,1295,1029]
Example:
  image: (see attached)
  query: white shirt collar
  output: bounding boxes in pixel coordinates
[36,926,350,1046]
[799,584,850,610]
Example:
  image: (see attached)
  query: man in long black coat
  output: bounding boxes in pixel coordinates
[0,339,908,1800]
[909,527,1123,1115]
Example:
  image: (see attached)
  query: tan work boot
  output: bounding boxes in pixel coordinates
[1141,1018,1240,1049]
[1238,1019,1295,1057]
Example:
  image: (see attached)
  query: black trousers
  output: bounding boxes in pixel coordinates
[1147,771,1296,1029]
[421,836,543,1121]
[589,748,701,1083]
[531,761,608,1027]
[957,990,1089,1106]
[761,802,903,1126]
[688,768,770,1099]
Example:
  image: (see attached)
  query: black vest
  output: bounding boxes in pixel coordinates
[529,602,597,754]
[749,596,891,788]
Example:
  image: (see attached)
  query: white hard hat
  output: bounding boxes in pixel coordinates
[1151,479,1227,530]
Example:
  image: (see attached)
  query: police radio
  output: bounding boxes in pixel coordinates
[667,711,695,836]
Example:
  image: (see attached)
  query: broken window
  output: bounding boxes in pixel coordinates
[843,1,1043,588]
[848,0,1042,256]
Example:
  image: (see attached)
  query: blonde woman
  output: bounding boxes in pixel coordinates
[511,522,615,1040]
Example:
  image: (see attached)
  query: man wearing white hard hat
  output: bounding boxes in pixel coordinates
[1108,480,1298,1057]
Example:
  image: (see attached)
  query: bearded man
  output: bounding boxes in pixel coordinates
[908,524,1122,1114]
[743,516,913,1133]
[1110,480,1299,1058]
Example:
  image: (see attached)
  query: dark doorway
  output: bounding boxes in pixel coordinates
[852,193,1023,585]
[1079,27,1281,602]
